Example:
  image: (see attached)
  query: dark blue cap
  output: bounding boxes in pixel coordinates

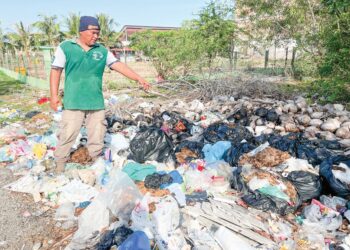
[79,16,100,32]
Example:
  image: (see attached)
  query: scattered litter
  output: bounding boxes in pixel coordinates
[2,93,350,249]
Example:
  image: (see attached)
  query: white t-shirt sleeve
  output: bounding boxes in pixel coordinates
[51,46,66,68]
[106,51,119,67]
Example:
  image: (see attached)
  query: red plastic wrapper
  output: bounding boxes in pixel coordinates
[37,97,50,105]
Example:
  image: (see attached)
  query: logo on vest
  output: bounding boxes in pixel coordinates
[92,51,103,61]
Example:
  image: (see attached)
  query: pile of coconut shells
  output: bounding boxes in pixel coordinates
[204,96,350,152]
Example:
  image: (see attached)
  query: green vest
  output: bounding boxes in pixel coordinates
[60,40,107,110]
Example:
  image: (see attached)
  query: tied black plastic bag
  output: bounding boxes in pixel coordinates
[286,171,322,202]
[268,133,338,166]
[268,133,299,156]
[296,144,334,166]
[230,167,249,194]
[224,143,255,167]
[129,127,174,163]
[320,156,350,198]
[242,191,300,216]
[266,109,279,122]
[254,108,278,122]
[159,111,193,133]
[175,140,204,163]
[97,225,133,250]
[175,141,204,154]
[144,173,173,189]
[255,107,268,118]
[227,108,249,126]
[203,123,253,144]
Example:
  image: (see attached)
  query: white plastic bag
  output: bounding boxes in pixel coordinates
[99,169,142,219]
[54,202,76,221]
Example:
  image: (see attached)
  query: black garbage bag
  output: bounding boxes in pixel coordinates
[320,156,350,198]
[296,143,334,166]
[144,173,173,189]
[268,133,299,156]
[159,111,193,133]
[251,134,270,146]
[268,133,339,166]
[266,109,279,122]
[311,139,342,150]
[230,167,249,194]
[204,123,253,144]
[129,127,174,163]
[97,225,133,250]
[106,115,123,128]
[227,108,249,126]
[134,114,153,124]
[175,140,204,159]
[25,110,41,119]
[242,191,300,215]
[255,107,268,118]
[286,171,322,202]
[224,143,255,167]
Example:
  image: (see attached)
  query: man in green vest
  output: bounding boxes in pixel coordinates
[50,16,150,173]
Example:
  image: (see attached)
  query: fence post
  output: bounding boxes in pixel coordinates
[291,47,297,77]
[16,53,21,72]
[32,53,39,78]
[264,50,269,69]
[284,47,289,69]
[9,52,15,70]
[40,46,54,81]
[4,52,9,69]
[233,51,238,70]
[0,52,3,67]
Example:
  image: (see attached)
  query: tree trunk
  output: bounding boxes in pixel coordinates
[264,50,269,69]
[291,47,297,78]
[274,41,277,68]
[228,40,235,72]
[284,47,289,70]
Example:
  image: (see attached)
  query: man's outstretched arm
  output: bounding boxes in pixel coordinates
[110,62,151,90]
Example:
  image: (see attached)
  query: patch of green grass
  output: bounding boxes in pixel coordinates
[245,67,288,76]
[0,70,25,95]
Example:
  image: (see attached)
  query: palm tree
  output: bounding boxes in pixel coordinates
[95,13,118,48]
[64,13,80,39]
[33,14,61,47]
[11,21,33,69]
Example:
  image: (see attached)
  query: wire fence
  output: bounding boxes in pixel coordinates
[0,50,52,80]
[0,46,297,85]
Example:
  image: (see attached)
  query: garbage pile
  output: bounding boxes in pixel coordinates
[1,93,350,249]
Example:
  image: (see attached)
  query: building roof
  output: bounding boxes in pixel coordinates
[119,25,179,33]
[118,25,179,41]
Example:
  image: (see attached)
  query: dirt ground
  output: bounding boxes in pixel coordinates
[0,167,52,250]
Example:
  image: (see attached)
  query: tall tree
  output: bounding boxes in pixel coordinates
[34,14,61,46]
[95,13,118,47]
[64,13,80,38]
[191,1,236,71]
[6,21,34,69]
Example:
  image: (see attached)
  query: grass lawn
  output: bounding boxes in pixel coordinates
[0,70,51,125]
[0,70,24,96]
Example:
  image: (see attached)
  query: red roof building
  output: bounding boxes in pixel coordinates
[112,25,179,62]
